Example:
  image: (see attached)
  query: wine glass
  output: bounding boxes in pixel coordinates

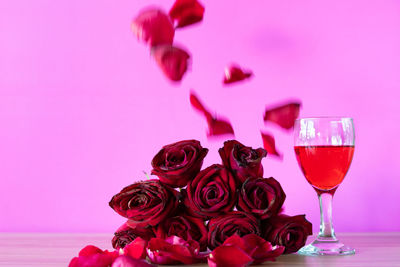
[294,117,355,256]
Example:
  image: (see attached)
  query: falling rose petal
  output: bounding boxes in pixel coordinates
[223,64,253,85]
[189,91,212,119]
[112,255,155,267]
[131,8,175,47]
[208,245,253,267]
[190,91,234,138]
[123,237,147,260]
[263,102,301,130]
[152,44,191,82]
[206,117,235,137]
[261,132,282,158]
[169,0,205,28]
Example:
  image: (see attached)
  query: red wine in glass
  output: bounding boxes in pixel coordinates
[294,145,354,192]
[294,117,355,256]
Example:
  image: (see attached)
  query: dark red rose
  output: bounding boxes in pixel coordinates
[152,44,190,82]
[190,91,235,138]
[169,0,205,28]
[223,64,253,84]
[112,222,155,249]
[151,140,208,188]
[207,211,260,250]
[184,164,237,219]
[155,212,208,251]
[131,8,175,47]
[109,180,178,227]
[263,102,301,130]
[112,256,154,267]
[69,245,118,267]
[261,131,282,158]
[263,214,313,254]
[219,140,267,184]
[237,177,286,219]
[147,236,206,265]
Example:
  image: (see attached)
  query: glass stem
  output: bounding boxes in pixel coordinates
[318,192,337,240]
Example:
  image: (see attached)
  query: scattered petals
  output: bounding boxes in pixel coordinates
[131,8,175,47]
[152,45,191,82]
[169,0,205,28]
[112,255,154,267]
[190,91,235,137]
[223,64,253,85]
[147,236,205,265]
[208,245,253,267]
[123,237,147,260]
[69,245,118,267]
[242,234,284,264]
[263,102,301,130]
[261,132,282,158]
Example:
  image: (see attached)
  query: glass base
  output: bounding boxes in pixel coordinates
[297,237,355,256]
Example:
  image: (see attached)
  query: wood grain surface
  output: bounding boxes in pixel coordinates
[0,233,399,267]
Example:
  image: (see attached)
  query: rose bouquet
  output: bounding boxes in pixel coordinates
[69,139,312,267]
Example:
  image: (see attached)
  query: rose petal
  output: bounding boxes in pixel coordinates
[69,246,118,267]
[208,245,253,267]
[261,132,282,158]
[152,44,190,82]
[147,236,204,265]
[131,8,175,47]
[263,102,301,130]
[242,234,284,263]
[189,91,212,120]
[190,92,234,138]
[112,255,154,267]
[169,0,205,28]
[206,117,234,137]
[123,237,147,260]
[78,245,104,257]
[223,64,253,85]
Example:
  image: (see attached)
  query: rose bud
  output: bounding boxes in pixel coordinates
[131,8,175,47]
[237,177,286,220]
[112,222,155,249]
[151,140,208,188]
[263,214,313,254]
[184,164,237,219]
[68,245,118,267]
[169,0,205,28]
[219,140,267,184]
[151,44,191,82]
[109,180,178,227]
[263,102,301,130]
[207,211,260,250]
[147,236,206,265]
[155,212,208,251]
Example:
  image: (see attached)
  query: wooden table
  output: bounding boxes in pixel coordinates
[1,233,399,266]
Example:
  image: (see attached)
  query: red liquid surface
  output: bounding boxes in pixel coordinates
[294,145,354,191]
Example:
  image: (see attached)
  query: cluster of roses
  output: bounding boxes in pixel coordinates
[70,139,312,267]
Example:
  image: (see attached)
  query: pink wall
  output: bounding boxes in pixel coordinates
[1,0,399,233]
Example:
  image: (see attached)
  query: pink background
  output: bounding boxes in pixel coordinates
[1,0,399,233]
